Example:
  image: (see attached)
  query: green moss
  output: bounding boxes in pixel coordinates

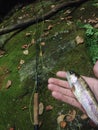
[0,0,96,130]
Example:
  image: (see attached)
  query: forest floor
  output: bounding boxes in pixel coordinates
[0,0,98,130]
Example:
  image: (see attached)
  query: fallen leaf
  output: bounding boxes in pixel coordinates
[60,121,67,128]
[18,16,23,20]
[80,7,85,11]
[5,80,12,89]
[81,113,88,120]
[60,17,65,20]
[25,32,31,37]
[40,42,45,46]
[42,32,49,37]
[22,106,27,110]
[51,5,55,8]
[31,39,35,44]
[39,121,43,127]
[48,25,53,30]
[23,50,29,55]
[64,9,71,14]
[75,36,84,45]
[20,59,25,65]
[17,66,21,70]
[45,105,53,111]
[39,102,44,115]
[10,128,14,130]
[94,23,98,28]
[88,19,98,24]
[66,110,76,122]
[21,44,28,49]
[0,50,5,57]
[57,114,65,124]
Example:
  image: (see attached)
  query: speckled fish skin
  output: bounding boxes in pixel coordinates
[66,71,98,125]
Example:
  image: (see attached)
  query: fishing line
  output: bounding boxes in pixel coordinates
[28,0,45,128]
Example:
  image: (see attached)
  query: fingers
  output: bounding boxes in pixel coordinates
[48,78,69,89]
[56,71,67,78]
[52,91,84,112]
[93,60,98,78]
[48,83,75,98]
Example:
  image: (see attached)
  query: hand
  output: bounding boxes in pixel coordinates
[48,71,98,112]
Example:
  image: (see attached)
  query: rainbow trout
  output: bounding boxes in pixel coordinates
[66,71,98,125]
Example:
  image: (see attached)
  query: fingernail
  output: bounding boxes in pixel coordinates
[48,78,53,83]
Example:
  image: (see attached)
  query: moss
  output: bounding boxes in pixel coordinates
[0,0,96,130]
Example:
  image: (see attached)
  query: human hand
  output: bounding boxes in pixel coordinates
[48,71,98,112]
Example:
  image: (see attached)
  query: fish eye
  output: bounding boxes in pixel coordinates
[69,70,74,74]
[69,70,80,77]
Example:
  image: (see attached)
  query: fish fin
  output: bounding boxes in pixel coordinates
[71,86,75,92]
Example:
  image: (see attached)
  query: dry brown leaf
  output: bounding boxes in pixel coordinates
[81,113,88,120]
[45,105,53,111]
[48,25,53,30]
[6,80,12,89]
[66,110,76,122]
[21,44,28,49]
[31,39,35,44]
[64,9,71,14]
[26,32,31,37]
[39,121,43,127]
[60,121,67,128]
[0,50,5,57]
[51,5,55,8]
[40,51,43,57]
[40,42,45,46]
[10,128,14,130]
[94,23,98,28]
[18,16,23,20]
[20,59,25,65]
[57,114,65,124]
[75,36,84,45]
[42,31,49,37]
[23,50,29,55]
[39,102,44,115]
[22,106,27,110]
[88,19,98,24]
[60,17,65,20]
[17,66,21,70]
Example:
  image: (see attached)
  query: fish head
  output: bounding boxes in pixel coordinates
[66,71,79,88]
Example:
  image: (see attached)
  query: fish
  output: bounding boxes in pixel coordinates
[66,71,98,125]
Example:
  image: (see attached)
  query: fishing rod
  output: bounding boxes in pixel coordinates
[33,1,45,130]
[33,40,40,130]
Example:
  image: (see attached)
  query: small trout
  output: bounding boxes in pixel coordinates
[66,71,98,125]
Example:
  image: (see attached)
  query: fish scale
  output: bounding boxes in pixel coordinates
[66,71,98,125]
